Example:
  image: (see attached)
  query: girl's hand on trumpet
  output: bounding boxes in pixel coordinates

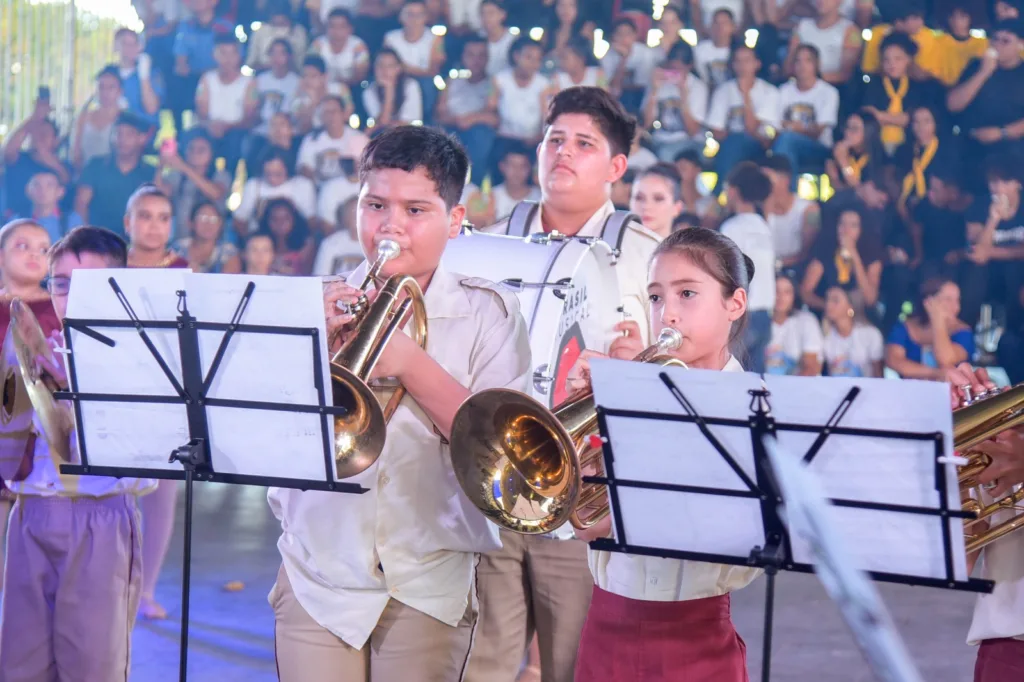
[574,514,612,543]
[946,362,997,410]
[566,322,647,394]
[970,429,1024,498]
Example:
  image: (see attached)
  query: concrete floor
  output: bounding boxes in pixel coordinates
[129,482,979,681]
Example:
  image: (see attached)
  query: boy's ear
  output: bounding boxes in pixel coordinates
[448,204,466,239]
[607,153,629,184]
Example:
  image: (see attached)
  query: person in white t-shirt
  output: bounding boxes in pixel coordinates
[234,149,317,233]
[761,155,819,268]
[602,17,659,111]
[291,54,355,136]
[767,272,823,375]
[552,36,607,92]
[694,8,738,90]
[642,42,709,162]
[315,172,360,232]
[313,195,363,276]
[363,48,425,128]
[310,8,370,87]
[195,34,259,172]
[784,0,862,85]
[253,38,301,138]
[718,161,776,372]
[297,95,369,184]
[822,286,883,377]
[480,0,515,76]
[693,0,747,38]
[465,143,540,227]
[435,37,499,185]
[707,42,781,187]
[489,37,551,166]
[382,0,445,120]
[773,44,840,189]
[245,5,308,72]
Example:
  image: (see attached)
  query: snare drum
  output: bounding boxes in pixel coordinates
[443,231,622,408]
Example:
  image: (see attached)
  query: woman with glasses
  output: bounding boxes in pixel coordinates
[172,201,241,273]
[0,219,58,591]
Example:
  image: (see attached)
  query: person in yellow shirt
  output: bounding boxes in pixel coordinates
[933,4,989,86]
[861,3,941,79]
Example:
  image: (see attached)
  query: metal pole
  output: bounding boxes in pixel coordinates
[62,0,78,134]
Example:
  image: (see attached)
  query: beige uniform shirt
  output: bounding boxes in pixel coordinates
[588,356,764,601]
[967,497,1024,644]
[480,199,662,347]
[268,263,531,649]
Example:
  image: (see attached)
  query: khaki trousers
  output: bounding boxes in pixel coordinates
[272,564,477,682]
[464,531,593,682]
[0,494,142,682]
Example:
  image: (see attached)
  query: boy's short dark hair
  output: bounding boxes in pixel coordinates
[48,225,128,269]
[500,141,533,162]
[673,148,705,168]
[303,54,327,73]
[987,153,1022,183]
[126,183,173,215]
[214,33,240,49]
[327,8,354,23]
[665,41,694,66]
[358,125,470,210]
[510,36,544,59]
[269,37,293,55]
[880,30,919,58]
[712,7,736,23]
[546,86,637,158]
[611,17,638,34]
[761,154,793,176]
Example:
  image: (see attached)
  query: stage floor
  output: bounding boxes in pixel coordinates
[128,482,978,681]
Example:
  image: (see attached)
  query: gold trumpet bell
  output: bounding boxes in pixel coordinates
[10,299,72,463]
[329,364,386,479]
[451,388,582,535]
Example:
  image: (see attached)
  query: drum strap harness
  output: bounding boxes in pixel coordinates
[505,200,641,253]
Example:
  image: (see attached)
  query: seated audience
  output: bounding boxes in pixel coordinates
[72,66,125,171]
[773,44,840,185]
[261,198,315,276]
[156,129,231,241]
[17,171,82,241]
[363,49,425,129]
[172,201,241,273]
[642,42,708,162]
[630,163,684,239]
[767,272,824,376]
[762,156,819,271]
[823,287,884,377]
[310,9,371,88]
[885,276,974,379]
[801,205,883,313]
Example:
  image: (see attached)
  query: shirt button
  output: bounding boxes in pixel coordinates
[650,577,659,586]
[380,474,390,486]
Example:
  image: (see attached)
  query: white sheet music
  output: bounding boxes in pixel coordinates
[65,271,336,483]
[588,360,967,584]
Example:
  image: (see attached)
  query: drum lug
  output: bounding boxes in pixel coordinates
[551,278,571,300]
[533,365,553,394]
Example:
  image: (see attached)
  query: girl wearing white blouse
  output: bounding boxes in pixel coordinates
[568,226,761,682]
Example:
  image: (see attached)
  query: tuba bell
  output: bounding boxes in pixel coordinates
[450,328,685,535]
[329,240,428,478]
[2,299,73,470]
[953,383,1024,553]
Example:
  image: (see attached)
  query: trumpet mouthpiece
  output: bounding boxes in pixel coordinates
[656,327,683,351]
[376,240,400,262]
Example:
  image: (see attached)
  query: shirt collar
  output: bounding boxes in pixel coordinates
[346,261,472,321]
[534,199,616,238]
[723,355,744,373]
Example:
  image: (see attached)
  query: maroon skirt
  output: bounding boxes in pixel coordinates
[975,638,1024,682]
[575,586,748,682]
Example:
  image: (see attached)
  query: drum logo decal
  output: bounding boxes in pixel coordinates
[552,323,585,406]
[557,285,590,340]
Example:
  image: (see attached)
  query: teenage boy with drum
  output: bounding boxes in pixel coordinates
[469,85,661,682]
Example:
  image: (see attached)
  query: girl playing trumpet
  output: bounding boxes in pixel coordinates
[568,226,762,682]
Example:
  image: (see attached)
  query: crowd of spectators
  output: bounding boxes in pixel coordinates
[1,0,1023,384]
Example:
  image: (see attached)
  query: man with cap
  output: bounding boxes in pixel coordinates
[74,111,156,236]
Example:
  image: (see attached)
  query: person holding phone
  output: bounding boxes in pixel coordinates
[296,95,369,185]
[1,94,70,220]
[642,42,708,163]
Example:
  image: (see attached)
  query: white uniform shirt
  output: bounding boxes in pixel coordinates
[706,79,781,134]
[719,212,776,312]
[967,508,1024,644]
[778,78,840,146]
[267,264,531,649]
[6,411,156,498]
[589,355,763,600]
[480,199,661,347]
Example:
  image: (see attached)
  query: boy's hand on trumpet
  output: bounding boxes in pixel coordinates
[946,362,997,410]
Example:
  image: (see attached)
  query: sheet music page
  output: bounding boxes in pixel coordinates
[185,274,334,481]
[764,437,925,682]
[766,375,966,582]
[590,360,766,557]
[63,269,192,471]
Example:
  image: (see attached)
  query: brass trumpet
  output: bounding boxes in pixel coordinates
[953,383,1024,553]
[450,328,685,535]
[329,240,427,478]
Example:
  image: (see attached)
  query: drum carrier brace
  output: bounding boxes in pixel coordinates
[505,200,640,254]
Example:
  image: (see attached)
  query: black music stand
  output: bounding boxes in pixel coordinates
[585,362,992,682]
[54,269,365,682]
